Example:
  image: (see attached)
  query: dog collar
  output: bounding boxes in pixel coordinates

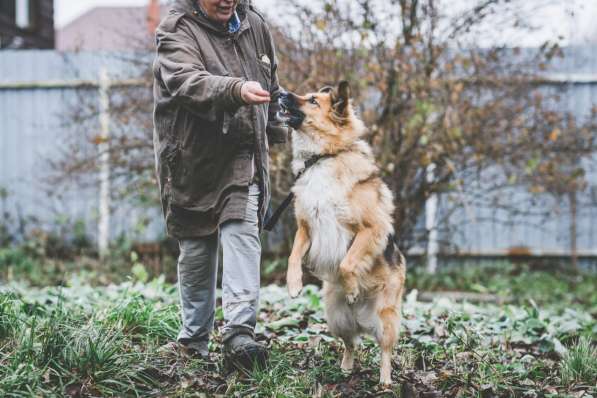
[295,153,334,180]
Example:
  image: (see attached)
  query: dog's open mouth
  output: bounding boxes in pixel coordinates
[277,93,306,128]
[277,103,292,122]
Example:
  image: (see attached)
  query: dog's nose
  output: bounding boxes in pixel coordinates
[278,92,291,109]
[279,91,297,107]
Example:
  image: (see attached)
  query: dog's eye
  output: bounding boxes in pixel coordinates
[308,96,319,106]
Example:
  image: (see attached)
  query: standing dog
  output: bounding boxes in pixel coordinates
[278,82,406,385]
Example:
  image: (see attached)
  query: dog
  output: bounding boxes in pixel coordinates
[278,81,406,385]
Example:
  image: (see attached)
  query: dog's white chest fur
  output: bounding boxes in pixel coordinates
[292,159,353,281]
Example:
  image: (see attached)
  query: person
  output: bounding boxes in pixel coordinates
[152,0,289,369]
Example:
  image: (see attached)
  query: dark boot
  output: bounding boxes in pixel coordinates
[181,340,209,359]
[223,331,268,372]
[159,340,209,360]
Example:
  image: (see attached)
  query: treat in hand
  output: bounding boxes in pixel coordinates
[241,81,270,105]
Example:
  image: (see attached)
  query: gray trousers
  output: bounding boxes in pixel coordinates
[176,183,261,344]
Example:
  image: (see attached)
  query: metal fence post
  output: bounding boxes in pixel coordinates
[426,163,439,273]
[98,68,111,259]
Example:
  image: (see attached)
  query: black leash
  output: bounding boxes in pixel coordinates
[264,154,333,231]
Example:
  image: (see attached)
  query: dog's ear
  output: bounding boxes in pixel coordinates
[333,81,351,117]
[319,86,334,94]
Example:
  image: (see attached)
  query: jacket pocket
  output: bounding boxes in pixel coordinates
[256,55,272,91]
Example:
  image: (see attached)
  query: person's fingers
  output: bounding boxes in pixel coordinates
[246,92,270,103]
[247,81,268,93]
[248,87,270,97]
[241,81,270,104]
[250,87,270,97]
[251,92,270,101]
[244,96,265,105]
[246,93,270,104]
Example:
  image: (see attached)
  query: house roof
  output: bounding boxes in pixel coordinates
[56,4,169,51]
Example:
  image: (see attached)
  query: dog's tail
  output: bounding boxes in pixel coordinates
[383,234,406,269]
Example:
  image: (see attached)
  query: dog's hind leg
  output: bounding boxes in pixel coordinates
[323,284,360,373]
[377,307,399,386]
[340,335,359,372]
[376,272,404,386]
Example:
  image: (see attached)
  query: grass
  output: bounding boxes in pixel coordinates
[0,244,178,288]
[0,289,165,397]
[0,260,595,397]
[560,336,597,387]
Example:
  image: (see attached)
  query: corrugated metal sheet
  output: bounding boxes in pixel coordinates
[0,50,162,244]
[436,46,597,256]
[0,48,596,256]
[0,50,150,82]
[440,186,597,255]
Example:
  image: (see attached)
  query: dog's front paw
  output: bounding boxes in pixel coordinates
[288,279,303,298]
[345,288,360,305]
[343,277,360,304]
[287,271,303,299]
[340,269,359,304]
[287,258,304,298]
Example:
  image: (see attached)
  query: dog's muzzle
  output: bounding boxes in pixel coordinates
[277,92,305,129]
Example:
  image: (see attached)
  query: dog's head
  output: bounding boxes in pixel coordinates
[278,81,365,146]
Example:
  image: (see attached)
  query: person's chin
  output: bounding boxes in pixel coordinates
[216,13,233,23]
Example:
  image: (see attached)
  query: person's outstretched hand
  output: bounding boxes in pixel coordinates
[241,81,270,105]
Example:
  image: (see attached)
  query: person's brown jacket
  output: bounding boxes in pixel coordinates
[153,0,288,238]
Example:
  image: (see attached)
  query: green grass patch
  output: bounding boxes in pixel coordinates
[560,336,597,387]
[0,267,595,397]
[408,263,597,311]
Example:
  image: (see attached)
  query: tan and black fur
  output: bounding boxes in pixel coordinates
[278,82,406,385]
